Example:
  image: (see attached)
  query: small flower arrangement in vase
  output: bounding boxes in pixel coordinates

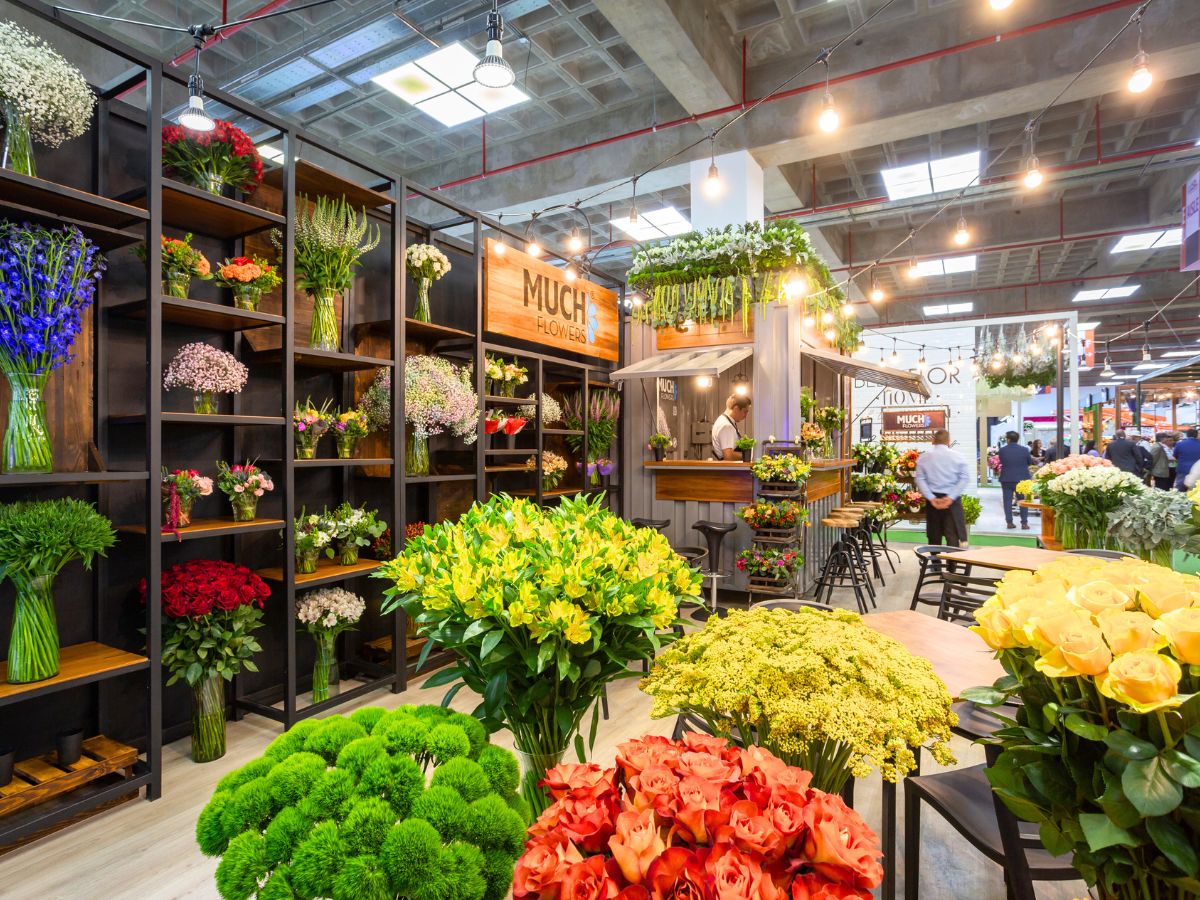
[162,342,248,414]
[813,405,846,457]
[294,509,333,574]
[136,234,212,299]
[799,420,826,460]
[648,431,672,461]
[215,461,273,521]
[526,451,568,491]
[404,355,478,474]
[735,434,757,462]
[502,358,529,397]
[327,501,386,565]
[484,354,506,395]
[332,407,369,458]
[893,448,921,480]
[293,397,334,459]
[212,254,280,310]
[162,120,264,197]
[902,490,926,515]
[595,457,614,481]
[295,587,364,703]
[405,242,451,323]
[161,467,213,532]
[503,414,528,438]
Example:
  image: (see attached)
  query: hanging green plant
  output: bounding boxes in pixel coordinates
[978,328,1057,389]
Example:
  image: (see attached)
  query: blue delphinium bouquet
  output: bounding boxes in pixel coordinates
[0,221,105,472]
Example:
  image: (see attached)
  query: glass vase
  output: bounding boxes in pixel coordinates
[309,290,340,352]
[161,489,195,529]
[413,277,432,323]
[311,631,338,703]
[182,168,226,198]
[163,275,191,299]
[406,432,430,476]
[296,549,319,575]
[193,390,218,415]
[513,742,567,818]
[296,442,316,460]
[3,370,52,474]
[501,382,516,398]
[232,285,261,311]
[336,435,357,459]
[229,494,258,522]
[191,673,226,763]
[6,574,59,684]
[1,101,35,177]
[339,543,360,566]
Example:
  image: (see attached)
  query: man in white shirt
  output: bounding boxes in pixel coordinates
[711,395,751,460]
[914,429,973,546]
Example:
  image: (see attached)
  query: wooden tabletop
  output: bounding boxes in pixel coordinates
[862,610,1003,698]
[940,544,1068,572]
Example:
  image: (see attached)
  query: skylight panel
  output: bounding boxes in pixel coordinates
[372,62,447,104]
[929,151,980,192]
[458,81,529,114]
[1112,232,1163,254]
[416,91,485,127]
[941,255,977,274]
[880,162,931,200]
[415,43,479,90]
[923,302,973,316]
[1072,286,1140,302]
[611,207,693,241]
[1154,228,1182,248]
[1072,289,1108,302]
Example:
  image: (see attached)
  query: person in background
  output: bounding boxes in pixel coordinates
[1148,432,1176,490]
[711,394,751,461]
[1044,440,1059,463]
[997,431,1032,530]
[1104,429,1147,477]
[1083,439,1100,457]
[914,429,972,546]
[1029,439,1044,465]
[1174,428,1200,490]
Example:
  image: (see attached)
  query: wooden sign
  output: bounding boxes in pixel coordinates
[655,319,753,350]
[881,406,949,442]
[485,239,619,361]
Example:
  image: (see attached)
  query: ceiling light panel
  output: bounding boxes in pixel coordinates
[1072,285,1139,302]
[881,151,980,201]
[415,43,480,89]
[923,302,973,315]
[1112,229,1185,253]
[880,162,931,200]
[611,207,693,241]
[458,81,529,114]
[1161,351,1196,358]
[416,91,484,127]
[373,62,447,104]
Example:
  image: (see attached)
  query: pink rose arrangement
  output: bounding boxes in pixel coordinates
[1035,453,1113,479]
[215,460,273,521]
[513,733,883,900]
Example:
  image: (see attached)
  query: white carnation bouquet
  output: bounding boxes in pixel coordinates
[405,243,451,281]
[295,587,365,635]
[0,22,95,154]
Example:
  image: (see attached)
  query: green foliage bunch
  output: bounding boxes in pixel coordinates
[960,494,982,527]
[275,195,381,295]
[0,497,115,580]
[197,705,528,900]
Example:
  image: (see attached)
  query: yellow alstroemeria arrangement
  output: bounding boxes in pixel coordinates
[967,555,1200,899]
[375,493,701,814]
[640,607,957,793]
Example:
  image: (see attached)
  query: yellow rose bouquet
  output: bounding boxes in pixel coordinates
[966,556,1200,899]
[375,494,702,815]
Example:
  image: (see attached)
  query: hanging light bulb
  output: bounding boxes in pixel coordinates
[474,1,516,89]
[1028,340,1041,356]
[953,216,970,247]
[802,314,816,328]
[869,275,885,303]
[907,256,922,279]
[630,291,644,307]
[1012,353,1024,365]
[1023,154,1043,189]
[628,177,639,225]
[1128,20,1153,94]
[703,136,723,198]
[821,310,835,325]
[955,348,965,368]
[824,328,837,343]
[696,375,713,389]
[564,265,577,283]
[889,339,900,366]
[784,273,808,300]
[1101,341,1115,377]
[526,238,542,257]
[494,241,506,256]
[970,358,981,376]
[817,93,839,133]
[991,358,1003,371]
[856,338,868,356]
[567,227,584,254]
[989,0,1013,8]
[180,72,215,133]
[841,302,855,317]
[917,348,927,373]
[947,354,959,376]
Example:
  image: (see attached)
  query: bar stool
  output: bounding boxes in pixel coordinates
[630,517,671,533]
[692,520,737,612]
[812,518,873,613]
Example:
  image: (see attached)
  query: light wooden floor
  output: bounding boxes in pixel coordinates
[2,551,1088,900]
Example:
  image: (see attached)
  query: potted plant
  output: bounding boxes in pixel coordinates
[750,453,812,493]
[0,222,104,474]
[162,120,264,197]
[0,22,94,177]
[1106,489,1199,566]
[737,498,807,534]
[377,494,702,814]
[294,509,334,574]
[332,407,369,459]
[648,431,671,461]
[212,254,280,311]
[0,499,115,683]
[163,342,248,415]
[405,242,451,323]
[853,441,899,474]
[276,195,380,352]
[961,493,981,541]
[295,587,365,702]
[327,501,386,566]
[734,434,756,462]
[735,546,803,592]
[145,560,266,762]
[196,706,529,899]
[893,448,921,480]
[161,467,213,532]
[403,355,478,475]
[215,461,273,522]
[293,397,334,460]
[135,233,212,299]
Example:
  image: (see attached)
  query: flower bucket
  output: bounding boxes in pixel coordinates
[229,494,258,522]
[309,290,339,352]
[6,574,59,683]
[296,444,316,460]
[513,741,567,817]
[2,370,52,474]
[296,549,319,574]
[193,390,218,415]
[1,102,35,177]
[161,487,195,529]
[413,277,432,323]
[339,544,360,566]
[191,673,226,763]
[336,435,357,459]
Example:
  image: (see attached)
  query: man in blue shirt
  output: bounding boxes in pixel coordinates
[914,429,973,546]
[1173,429,1200,490]
[997,431,1033,530]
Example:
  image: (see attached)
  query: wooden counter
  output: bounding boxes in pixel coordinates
[643,460,753,503]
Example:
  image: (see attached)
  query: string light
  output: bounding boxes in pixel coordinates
[889,339,900,366]
[917,348,927,372]
[991,358,1004,371]
[526,238,542,257]
[970,358,981,376]
[857,338,868,356]
[564,264,577,283]
[784,274,808,300]
[841,302,855,317]
[1028,340,1041,356]
[907,256,922,280]
[1012,353,1024,364]
[824,328,837,343]
[567,227,584,254]
[953,215,970,247]
[1101,341,1115,378]
[802,314,816,328]
[816,56,839,133]
[821,310,835,325]
[869,273,885,303]
[1128,18,1153,93]
[628,177,639,225]
[703,136,722,198]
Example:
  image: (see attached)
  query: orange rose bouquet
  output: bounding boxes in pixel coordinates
[212,254,281,310]
[513,733,883,900]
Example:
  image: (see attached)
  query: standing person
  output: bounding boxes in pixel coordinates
[997,431,1033,530]
[1103,430,1147,477]
[1084,440,1100,457]
[1029,439,1044,465]
[1148,433,1176,490]
[1044,440,1059,463]
[1173,428,1200,490]
[710,395,751,461]
[914,429,972,547]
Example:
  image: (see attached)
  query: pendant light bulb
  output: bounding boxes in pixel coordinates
[567,228,584,254]
[474,4,516,89]
[1028,341,1041,356]
[526,238,542,257]
[1128,49,1153,94]
[1012,353,1023,365]
[704,162,723,198]
[821,310,834,326]
[869,275,885,303]
[841,302,855,317]
[953,216,970,247]
[989,0,1013,8]
[1023,155,1044,189]
[802,314,816,329]
[817,92,840,133]
[564,265,577,283]
[991,358,1003,371]
[494,241,506,256]
[179,73,215,133]
[824,328,837,343]
[1142,344,1152,363]
[784,274,807,301]
[970,359,981,376]
[907,256,922,280]
[889,340,899,366]
[856,339,867,356]
[917,348,927,372]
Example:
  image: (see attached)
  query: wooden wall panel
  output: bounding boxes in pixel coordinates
[656,319,752,350]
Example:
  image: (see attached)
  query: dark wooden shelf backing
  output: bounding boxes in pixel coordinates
[405,473,477,483]
[0,196,142,251]
[253,347,394,372]
[0,643,148,707]
[0,736,139,819]
[0,471,149,487]
[543,428,585,436]
[109,412,287,427]
[121,517,285,542]
[484,448,533,456]
[256,557,382,587]
[126,180,284,239]
[293,458,394,469]
[263,159,393,210]
[0,169,148,229]
[109,296,285,332]
[485,464,532,473]
[353,318,475,347]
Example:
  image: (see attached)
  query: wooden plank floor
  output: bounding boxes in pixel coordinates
[2,550,1087,899]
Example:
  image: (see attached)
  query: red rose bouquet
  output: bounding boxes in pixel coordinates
[163,120,264,196]
[513,733,883,900]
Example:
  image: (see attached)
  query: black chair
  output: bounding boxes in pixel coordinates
[1066,548,1136,560]
[631,517,671,532]
[692,521,737,612]
[937,570,998,625]
[910,545,962,611]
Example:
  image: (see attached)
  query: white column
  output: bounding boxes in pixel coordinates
[689,150,764,231]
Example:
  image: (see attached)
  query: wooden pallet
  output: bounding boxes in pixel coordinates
[747,575,794,595]
[752,526,800,545]
[756,482,803,499]
[0,736,137,819]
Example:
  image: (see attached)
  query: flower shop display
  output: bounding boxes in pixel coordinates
[852,441,899,474]
[977,327,1057,389]
[893,448,920,480]
[736,547,803,589]
[360,368,391,432]
[850,471,900,501]
[735,434,757,462]
[0,221,105,473]
[738,498,807,531]
[296,587,365,702]
[518,393,563,427]
[405,242,451,323]
[276,195,380,352]
[294,509,334,574]
[215,461,273,522]
[404,355,478,475]
[750,453,812,487]
[161,467,213,532]
[513,733,884,900]
[327,502,387,566]
[377,494,702,814]
[812,406,845,458]
[484,354,528,397]
[1042,465,1146,550]
[144,560,267,762]
[134,233,212,299]
[163,342,248,414]
[212,254,280,310]
[0,22,95,177]
[642,607,957,793]
[648,431,672,461]
[799,421,826,459]
[563,390,620,483]
[0,499,114,683]
[526,451,568,491]
[900,490,926,516]
[1106,489,1199,566]
[333,407,369,459]
[293,397,334,459]
[162,120,264,197]
[196,706,529,900]
[966,555,1200,899]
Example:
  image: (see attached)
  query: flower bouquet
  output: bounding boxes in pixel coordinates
[215,461,273,522]
[813,406,844,457]
[484,354,506,395]
[1034,453,1113,490]
[751,453,812,488]
[145,560,266,762]
[519,393,564,427]
[196,706,529,900]
[212,254,280,310]
[294,509,334,574]
[564,391,620,484]
[503,415,529,438]
[326,501,386,565]
[853,441,899,474]
[987,450,1001,475]
[502,359,529,397]
[901,490,926,516]
[332,407,369,459]
[527,451,568,491]
[483,409,507,437]
[360,368,392,432]
[0,22,95,177]
[484,354,528,397]
[850,471,900,501]
[293,397,334,459]
[595,457,614,480]
[0,222,104,473]
[799,421,826,459]
[1042,466,1145,550]
[648,431,673,461]
[276,195,380,352]
[163,342,248,414]
[642,608,957,793]
[136,233,212,299]
[405,242,451,323]
[736,547,803,589]
[162,120,263,196]
[893,448,920,480]
[738,498,807,530]
[377,494,702,814]
[514,733,885,900]
[0,499,114,683]
[161,467,213,532]
[296,587,365,702]
[404,355,478,474]
[1016,477,1037,499]
[966,556,1200,900]
[1106,489,1199,566]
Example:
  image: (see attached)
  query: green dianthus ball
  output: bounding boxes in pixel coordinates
[336,736,388,777]
[372,714,429,756]
[350,706,386,732]
[257,865,296,900]
[220,777,274,837]
[411,785,467,842]
[447,712,488,759]
[214,830,268,900]
[430,757,491,803]
[215,756,275,795]
[333,855,392,900]
[481,848,517,900]
[304,717,367,763]
[299,767,358,822]
[357,754,424,818]
[379,818,443,897]
[264,805,311,868]
[411,704,452,721]
[197,790,235,856]
[463,794,527,856]
[476,746,519,796]
[267,751,328,807]
[505,791,533,826]
[342,798,397,856]
[290,820,345,899]
[426,723,471,764]
[442,842,487,900]
[264,720,322,761]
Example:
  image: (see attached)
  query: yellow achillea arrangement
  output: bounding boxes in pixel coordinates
[640,607,956,792]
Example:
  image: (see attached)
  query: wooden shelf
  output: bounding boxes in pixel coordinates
[109,412,286,427]
[406,473,477,483]
[0,471,149,487]
[121,517,285,542]
[0,169,148,241]
[263,159,393,210]
[0,735,139,819]
[125,180,284,240]
[109,296,285,332]
[293,458,393,468]
[544,428,584,436]
[484,448,532,456]
[0,196,142,251]
[254,347,394,372]
[485,464,532,473]
[484,396,530,406]
[0,642,148,707]
[257,557,382,587]
[353,317,475,346]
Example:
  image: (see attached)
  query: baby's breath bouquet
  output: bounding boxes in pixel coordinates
[405,242,451,323]
[0,22,95,177]
[641,607,957,793]
[377,494,702,814]
[518,393,563,426]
